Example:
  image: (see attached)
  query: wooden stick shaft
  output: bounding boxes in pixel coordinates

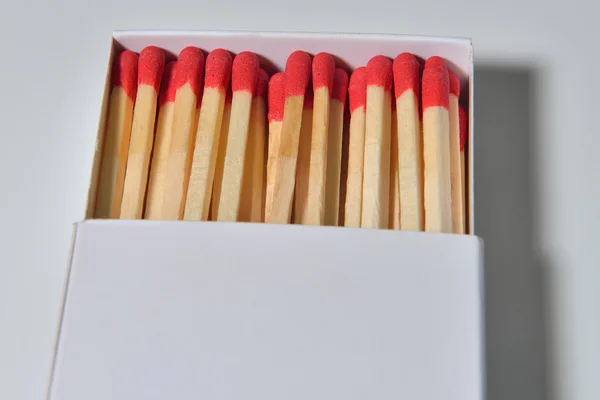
[449,94,464,233]
[145,102,175,219]
[184,89,226,221]
[217,91,253,221]
[344,108,365,228]
[361,86,391,229]
[304,87,330,225]
[397,90,424,231]
[338,117,349,226]
[423,106,452,233]
[161,84,199,220]
[293,107,314,224]
[120,85,159,219]
[265,95,304,224]
[211,102,232,220]
[389,108,400,229]
[239,97,267,222]
[95,87,134,218]
[325,99,344,226]
[265,120,282,222]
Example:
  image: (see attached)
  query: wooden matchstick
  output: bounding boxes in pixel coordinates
[161,46,205,220]
[459,104,468,231]
[344,67,367,228]
[145,61,177,219]
[265,73,285,222]
[120,46,165,219]
[449,71,464,234]
[216,51,260,221]
[338,108,350,226]
[422,56,452,233]
[393,53,424,231]
[239,69,268,222]
[265,51,311,224]
[361,56,392,229]
[293,84,314,223]
[389,98,400,229]
[324,68,348,226]
[183,49,232,221]
[95,50,138,218]
[210,87,232,220]
[298,52,335,225]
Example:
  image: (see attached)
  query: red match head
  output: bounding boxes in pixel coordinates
[159,61,178,106]
[459,104,468,151]
[232,51,260,94]
[332,68,349,104]
[285,51,312,97]
[268,72,285,122]
[422,56,449,109]
[349,67,367,113]
[138,46,165,93]
[254,69,269,98]
[449,71,460,98]
[366,55,393,92]
[174,46,205,99]
[204,48,232,92]
[312,52,335,93]
[393,52,420,99]
[111,50,138,100]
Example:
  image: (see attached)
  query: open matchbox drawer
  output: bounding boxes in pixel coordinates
[48,31,484,400]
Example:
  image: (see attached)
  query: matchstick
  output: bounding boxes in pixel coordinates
[344,67,367,228]
[265,72,285,222]
[324,68,348,226]
[422,56,452,233]
[459,104,468,230]
[161,46,205,220]
[211,87,232,220]
[265,51,311,224]
[120,46,165,219]
[216,51,260,221]
[293,84,314,223]
[95,50,138,218]
[361,56,392,229]
[389,96,400,229]
[338,108,350,226]
[239,69,269,222]
[393,53,423,231]
[449,71,464,234]
[298,52,335,225]
[183,49,232,221]
[145,61,177,219]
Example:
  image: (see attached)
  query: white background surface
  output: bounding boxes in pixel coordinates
[0,1,598,399]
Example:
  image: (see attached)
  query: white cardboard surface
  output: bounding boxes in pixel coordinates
[49,221,484,400]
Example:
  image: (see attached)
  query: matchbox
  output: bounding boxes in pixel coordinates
[48,31,483,400]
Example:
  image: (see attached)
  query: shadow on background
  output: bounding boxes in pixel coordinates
[474,63,553,400]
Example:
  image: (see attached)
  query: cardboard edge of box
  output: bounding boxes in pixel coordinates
[45,224,79,400]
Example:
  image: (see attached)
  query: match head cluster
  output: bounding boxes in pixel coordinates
[103,45,469,232]
[111,47,466,135]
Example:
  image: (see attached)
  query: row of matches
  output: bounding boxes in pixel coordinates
[95,45,468,233]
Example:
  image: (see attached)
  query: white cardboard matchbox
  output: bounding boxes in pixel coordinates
[47,31,484,400]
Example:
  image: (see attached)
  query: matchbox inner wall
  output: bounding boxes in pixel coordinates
[85,31,474,233]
